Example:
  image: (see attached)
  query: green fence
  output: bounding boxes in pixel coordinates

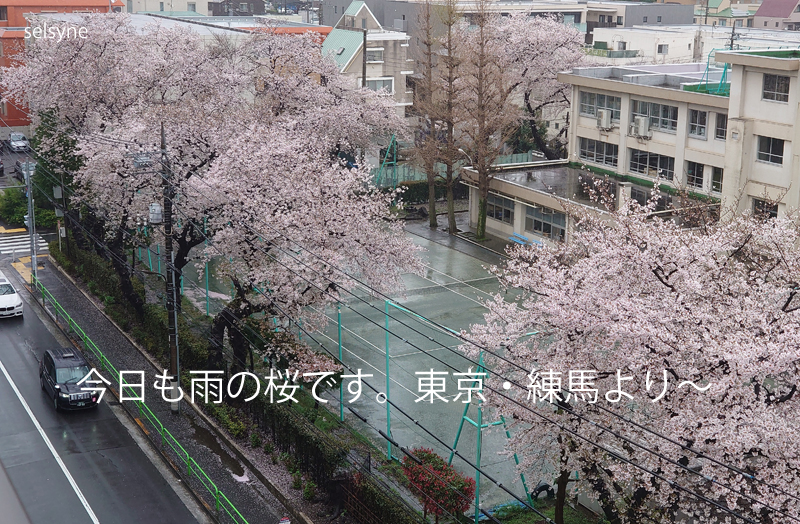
[31,274,249,524]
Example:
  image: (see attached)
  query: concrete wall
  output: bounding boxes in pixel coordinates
[623,4,695,28]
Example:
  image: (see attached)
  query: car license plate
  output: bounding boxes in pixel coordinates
[77,402,85,407]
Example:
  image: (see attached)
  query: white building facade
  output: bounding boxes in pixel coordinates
[560,51,800,218]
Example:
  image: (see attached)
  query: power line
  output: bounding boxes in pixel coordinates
[12,115,797,521]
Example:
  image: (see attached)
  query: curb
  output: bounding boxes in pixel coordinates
[47,255,316,524]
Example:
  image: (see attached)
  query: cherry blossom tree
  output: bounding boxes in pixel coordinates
[3,15,420,375]
[455,7,583,239]
[467,203,800,524]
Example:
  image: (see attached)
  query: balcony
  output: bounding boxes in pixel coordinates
[584,48,641,58]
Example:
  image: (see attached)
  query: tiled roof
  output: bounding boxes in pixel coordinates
[321,28,362,71]
[755,0,800,18]
[343,1,365,16]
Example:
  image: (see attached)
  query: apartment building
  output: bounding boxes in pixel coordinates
[321,1,412,117]
[468,50,800,245]
[560,51,800,220]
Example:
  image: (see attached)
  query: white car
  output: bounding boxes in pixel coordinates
[8,132,30,152]
[0,272,23,318]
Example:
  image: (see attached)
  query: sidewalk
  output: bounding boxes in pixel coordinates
[403,211,510,264]
[30,263,293,524]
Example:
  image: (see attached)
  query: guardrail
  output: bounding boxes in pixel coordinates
[31,274,249,524]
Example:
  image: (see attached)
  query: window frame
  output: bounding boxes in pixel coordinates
[657,43,669,54]
[752,198,778,218]
[365,48,384,63]
[629,148,675,181]
[0,6,7,21]
[579,91,621,121]
[714,113,727,140]
[525,205,566,242]
[187,2,196,11]
[688,109,707,138]
[579,137,619,167]
[762,74,790,103]
[631,100,678,133]
[365,77,394,93]
[487,194,515,225]
[757,136,785,165]
[711,166,723,193]
[686,161,704,189]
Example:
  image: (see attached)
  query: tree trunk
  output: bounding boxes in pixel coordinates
[476,181,488,240]
[446,163,457,235]
[554,468,572,524]
[428,169,438,228]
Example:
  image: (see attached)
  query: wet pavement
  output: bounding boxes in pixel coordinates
[307,213,542,510]
[9,260,290,524]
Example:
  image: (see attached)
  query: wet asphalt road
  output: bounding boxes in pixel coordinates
[0,300,200,524]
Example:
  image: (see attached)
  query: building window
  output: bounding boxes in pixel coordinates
[764,21,767,26]
[487,194,515,225]
[159,1,164,10]
[525,205,566,242]
[757,136,784,165]
[362,18,366,28]
[776,22,780,27]
[579,91,621,120]
[631,186,671,211]
[643,16,648,22]
[0,100,6,116]
[618,41,627,51]
[712,167,723,193]
[366,78,393,93]
[579,137,618,167]
[554,122,559,129]
[715,113,727,140]
[599,15,605,23]
[720,19,726,27]
[187,2,196,11]
[335,6,338,13]
[240,3,248,11]
[0,41,3,57]
[657,44,669,54]
[687,161,704,189]
[617,16,623,24]
[763,74,790,102]
[629,149,675,180]
[631,100,678,132]
[747,19,753,27]
[753,198,778,218]
[366,49,384,62]
[0,6,7,20]
[657,15,662,22]
[688,109,707,138]
[735,19,742,26]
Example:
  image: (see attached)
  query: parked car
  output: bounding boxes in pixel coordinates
[7,132,30,152]
[0,271,23,318]
[13,159,36,181]
[40,347,100,411]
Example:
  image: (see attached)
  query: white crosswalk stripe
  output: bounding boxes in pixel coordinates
[0,233,49,254]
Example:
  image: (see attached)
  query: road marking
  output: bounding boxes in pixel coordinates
[0,360,101,524]
[0,226,26,234]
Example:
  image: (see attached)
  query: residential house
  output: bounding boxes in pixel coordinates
[320,0,694,47]
[694,0,757,28]
[754,0,800,29]
[321,1,412,117]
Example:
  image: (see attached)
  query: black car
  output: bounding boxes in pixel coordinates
[39,347,100,411]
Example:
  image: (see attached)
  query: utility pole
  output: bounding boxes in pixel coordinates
[362,28,367,88]
[162,123,180,413]
[728,23,737,50]
[704,0,708,25]
[25,161,37,282]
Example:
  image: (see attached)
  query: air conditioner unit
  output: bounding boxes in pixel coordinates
[634,115,650,137]
[597,109,612,129]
